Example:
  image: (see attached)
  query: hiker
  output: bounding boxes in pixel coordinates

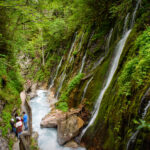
[15,118,23,138]
[23,112,28,130]
[15,113,21,121]
[10,118,16,135]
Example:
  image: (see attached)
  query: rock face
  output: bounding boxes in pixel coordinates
[57,115,84,145]
[0,131,9,150]
[26,83,38,99]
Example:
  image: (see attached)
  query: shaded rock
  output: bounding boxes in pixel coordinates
[57,115,84,145]
[64,141,79,148]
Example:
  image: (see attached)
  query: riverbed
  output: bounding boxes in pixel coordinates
[30,90,85,150]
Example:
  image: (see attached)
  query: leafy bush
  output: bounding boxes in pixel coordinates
[119,27,150,96]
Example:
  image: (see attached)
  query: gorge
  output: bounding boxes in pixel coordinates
[0,0,150,150]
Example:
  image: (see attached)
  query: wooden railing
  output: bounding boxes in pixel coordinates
[19,94,32,150]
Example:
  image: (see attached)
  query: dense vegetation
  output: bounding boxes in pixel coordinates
[0,0,150,149]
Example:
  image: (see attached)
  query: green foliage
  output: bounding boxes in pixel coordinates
[56,73,84,111]
[60,73,84,101]
[118,27,150,96]
[73,50,78,56]
[56,102,68,112]
[109,0,132,18]
[133,119,150,130]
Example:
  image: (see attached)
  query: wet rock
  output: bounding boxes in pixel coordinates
[64,141,79,148]
[57,115,84,145]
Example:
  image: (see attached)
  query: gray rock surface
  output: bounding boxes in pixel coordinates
[57,115,84,145]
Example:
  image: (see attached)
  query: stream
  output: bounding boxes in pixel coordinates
[30,90,85,150]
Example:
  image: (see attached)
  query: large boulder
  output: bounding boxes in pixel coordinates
[40,109,66,128]
[57,115,84,145]
[40,107,83,128]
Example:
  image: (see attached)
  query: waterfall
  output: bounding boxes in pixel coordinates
[79,32,94,73]
[68,33,77,63]
[81,77,93,102]
[79,52,87,73]
[49,58,63,89]
[56,33,77,98]
[92,28,113,71]
[123,13,130,35]
[130,0,142,28]
[127,88,150,150]
[56,73,66,99]
[81,0,142,138]
[105,28,113,55]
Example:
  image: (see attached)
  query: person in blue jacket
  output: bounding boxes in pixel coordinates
[23,112,28,130]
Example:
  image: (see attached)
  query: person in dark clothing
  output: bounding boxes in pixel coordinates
[10,118,16,135]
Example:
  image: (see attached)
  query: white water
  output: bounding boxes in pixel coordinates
[79,52,87,73]
[123,13,130,35]
[49,58,63,89]
[30,90,85,150]
[130,0,142,28]
[81,77,93,101]
[105,28,113,55]
[81,18,132,138]
[56,73,66,99]
[69,33,77,63]
[81,0,142,139]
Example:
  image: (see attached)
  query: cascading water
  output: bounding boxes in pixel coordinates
[79,32,94,73]
[81,77,93,102]
[105,28,113,55]
[92,28,113,71]
[30,90,85,150]
[49,58,63,89]
[130,0,142,28]
[126,88,150,150]
[79,52,87,73]
[81,0,142,138]
[56,73,66,99]
[56,33,77,98]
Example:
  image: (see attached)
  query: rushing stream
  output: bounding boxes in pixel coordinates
[30,90,85,150]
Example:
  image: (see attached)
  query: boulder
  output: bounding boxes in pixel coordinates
[40,109,66,128]
[57,115,84,145]
[64,141,79,148]
[40,107,83,128]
